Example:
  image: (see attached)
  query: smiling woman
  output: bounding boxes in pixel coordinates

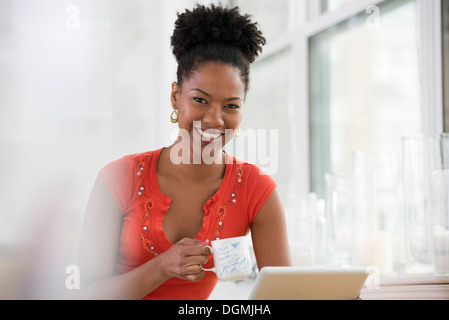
[77,3,291,300]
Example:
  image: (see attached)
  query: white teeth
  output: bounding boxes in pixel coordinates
[196,127,221,141]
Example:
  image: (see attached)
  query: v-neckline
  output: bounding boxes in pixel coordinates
[151,148,234,246]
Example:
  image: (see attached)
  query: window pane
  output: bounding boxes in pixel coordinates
[309,0,421,198]
[323,0,358,12]
[230,0,292,43]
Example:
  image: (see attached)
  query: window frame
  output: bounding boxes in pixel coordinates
[444,0,449,131]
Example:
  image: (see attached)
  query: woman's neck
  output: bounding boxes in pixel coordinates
[159,145,226,183]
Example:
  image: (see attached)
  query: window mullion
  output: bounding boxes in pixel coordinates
[417,0,444,135]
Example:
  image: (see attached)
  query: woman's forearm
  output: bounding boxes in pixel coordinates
[79,257,169,300]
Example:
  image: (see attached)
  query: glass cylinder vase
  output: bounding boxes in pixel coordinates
[402,136,439,275]
[431,170,449,274]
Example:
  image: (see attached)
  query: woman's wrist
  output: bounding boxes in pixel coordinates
[144,254,171,284]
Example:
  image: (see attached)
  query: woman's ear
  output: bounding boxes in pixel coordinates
[171,82,180,109]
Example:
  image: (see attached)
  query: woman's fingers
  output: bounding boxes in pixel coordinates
[176,255,207,282]
[178,238,211,253]
[183,254,209,269]
[160,237,211,281]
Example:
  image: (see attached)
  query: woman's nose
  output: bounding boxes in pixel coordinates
[202,105,224,128]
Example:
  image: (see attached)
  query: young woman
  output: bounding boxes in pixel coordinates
[78,4,291,300]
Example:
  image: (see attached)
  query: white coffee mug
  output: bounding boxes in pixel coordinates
[201,236,252,281]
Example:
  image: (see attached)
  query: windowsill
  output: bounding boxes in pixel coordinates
[361,274,449,300]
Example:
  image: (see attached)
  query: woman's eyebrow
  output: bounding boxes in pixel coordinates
[190,88,243,102]
[226,96,243,102]
[191,88,211,97]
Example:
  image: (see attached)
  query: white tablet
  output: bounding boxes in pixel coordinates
[248,266,369,300]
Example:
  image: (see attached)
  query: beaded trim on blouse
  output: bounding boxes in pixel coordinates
[136,160,160,256]
[214,166,243,240]
[135,158,243,253]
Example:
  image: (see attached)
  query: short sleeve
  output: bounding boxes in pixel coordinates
[99,156,136,214]
[245,165,278,225]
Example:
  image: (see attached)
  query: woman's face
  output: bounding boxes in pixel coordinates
[171,62,245,161]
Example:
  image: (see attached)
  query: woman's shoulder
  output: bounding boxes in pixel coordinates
[98,149,163,213]
[226,153,276,185]
[103,149,161,169]
[225,154,278,223]
[99,149,162,183]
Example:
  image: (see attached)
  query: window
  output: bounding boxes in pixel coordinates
[230,0,444,278]
[309,0,421,199]
[230,0,293,43]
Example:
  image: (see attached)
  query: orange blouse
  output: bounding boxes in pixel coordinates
[99,148,277,300]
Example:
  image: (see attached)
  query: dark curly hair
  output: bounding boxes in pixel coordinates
[171,4,266,94]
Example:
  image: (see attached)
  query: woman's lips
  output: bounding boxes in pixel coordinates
[194,127,223,142]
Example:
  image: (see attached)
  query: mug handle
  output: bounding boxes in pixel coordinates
[200,245,215,272]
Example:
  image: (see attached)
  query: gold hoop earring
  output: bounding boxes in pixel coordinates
[170,110,178,124]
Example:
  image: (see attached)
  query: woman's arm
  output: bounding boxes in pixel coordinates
[77,176,209,299]
[250,188,292,270]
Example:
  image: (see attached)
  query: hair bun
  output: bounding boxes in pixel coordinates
[171,4,266,64]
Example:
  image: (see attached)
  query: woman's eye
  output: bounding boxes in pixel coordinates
[193,97,207,104]
[226,104,240,110]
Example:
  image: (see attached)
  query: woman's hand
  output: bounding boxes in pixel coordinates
[157,238,211,282]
